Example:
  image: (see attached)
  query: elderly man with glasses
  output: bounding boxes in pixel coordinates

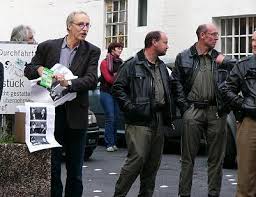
[172,23,236,197]
[24,11,100,197]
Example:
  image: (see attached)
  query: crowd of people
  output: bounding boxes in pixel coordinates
[2,9,256,197]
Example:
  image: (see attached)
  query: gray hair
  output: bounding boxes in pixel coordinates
[66,11,89,31]
[10,25,34,42]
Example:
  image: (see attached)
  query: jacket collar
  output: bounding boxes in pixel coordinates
[135,49,164,66]
[190,43,219,59]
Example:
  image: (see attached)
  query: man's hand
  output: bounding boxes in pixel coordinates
[216,54,225,64]
[54,74,69,87]
[37,66,44,77]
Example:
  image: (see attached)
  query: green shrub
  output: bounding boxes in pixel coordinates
[0,133,15,144]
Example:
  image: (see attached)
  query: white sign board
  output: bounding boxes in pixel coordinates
[0,42,37,114]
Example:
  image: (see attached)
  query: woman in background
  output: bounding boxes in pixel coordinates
[100,42,123,152]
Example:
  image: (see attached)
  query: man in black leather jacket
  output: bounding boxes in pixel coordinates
[112,31,172,197]
[172,23,235,197]
[221,31,256,197]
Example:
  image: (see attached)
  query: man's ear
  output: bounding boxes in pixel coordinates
[152,39,157,46]
[201,32,206,39]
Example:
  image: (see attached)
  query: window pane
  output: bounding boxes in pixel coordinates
[120,11,125,22]
[249,17,253,34]
[119,24,125,36]
[249,36,252,52]
[240,55,246,58]
[221,19,225,36]
[120,0,125,10]
[118,36,124,44]
[138,0,147,26]
[221,38,225,53]
[240,37,246,53]
[235,18,239,35]
[226,37,232,53]
[106,1,112,12]
[107,13,112,23]
[106,25,111,37]
[106,37,111,48]
[112,37,117,43]
[240,18,246,35]
[112,25,117,36]
[227,19,232,35]
[113,1,118,11]
[234,55,239,60]
[234,37,239,53]
[113,12,118,22]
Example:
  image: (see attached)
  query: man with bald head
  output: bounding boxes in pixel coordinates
[221,31,256,197]
[172,23,236,197]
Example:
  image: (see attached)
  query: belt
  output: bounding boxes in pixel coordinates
[153,103,166,112]
[188,100,216,109]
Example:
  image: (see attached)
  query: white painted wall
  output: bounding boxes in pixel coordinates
[0,0,104,49]
[0,0,255,62]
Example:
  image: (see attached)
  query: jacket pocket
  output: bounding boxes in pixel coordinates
[181,63,193,76]
[126,97,152,122]
[217,69,229,84]
[130,72,147,97]
[244,68,256,91]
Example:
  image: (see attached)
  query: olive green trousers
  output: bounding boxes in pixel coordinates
[179,105,227,197]
[114,124,164,197]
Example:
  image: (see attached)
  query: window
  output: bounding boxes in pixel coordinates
[220,16,256,59]
[105,0,128,48]
[138,0,147,26]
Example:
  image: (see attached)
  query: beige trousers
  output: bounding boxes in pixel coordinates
[236,117,256,197]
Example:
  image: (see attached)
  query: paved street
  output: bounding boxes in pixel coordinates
[62,145,237,197]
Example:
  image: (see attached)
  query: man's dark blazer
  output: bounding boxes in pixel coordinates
[24,38,101,129]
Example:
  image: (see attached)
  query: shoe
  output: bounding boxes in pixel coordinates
[106,147,115,152]
[113,145,118,151]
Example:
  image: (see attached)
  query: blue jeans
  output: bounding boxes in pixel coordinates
[51,105,86,197]
[100,91,120,147]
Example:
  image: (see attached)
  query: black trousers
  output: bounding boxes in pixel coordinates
[51,105,86,197]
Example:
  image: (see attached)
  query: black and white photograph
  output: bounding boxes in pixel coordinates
[30,121,47,134]
[49,81,69,102]
[30,136,49,146]
[30,107,47,120]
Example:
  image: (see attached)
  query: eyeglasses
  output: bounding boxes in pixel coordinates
[207,32,219,37]
[72,22,91,29]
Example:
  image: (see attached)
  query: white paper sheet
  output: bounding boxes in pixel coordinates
[30,63,77,107]
[25,102,61,152]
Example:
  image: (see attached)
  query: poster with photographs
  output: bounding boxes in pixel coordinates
[25,102,61,152]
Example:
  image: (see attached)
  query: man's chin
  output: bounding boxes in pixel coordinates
[80,35,87,40]
[158,51,167,56]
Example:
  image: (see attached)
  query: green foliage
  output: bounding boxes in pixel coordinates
[0,133,15,144]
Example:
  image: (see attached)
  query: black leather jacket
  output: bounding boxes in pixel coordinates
[221,55,256,118]
[171,44,236,116]
[112,49,173,127]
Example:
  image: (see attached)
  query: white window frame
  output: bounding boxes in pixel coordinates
[105,0,128,48]
[219,16,256,59]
